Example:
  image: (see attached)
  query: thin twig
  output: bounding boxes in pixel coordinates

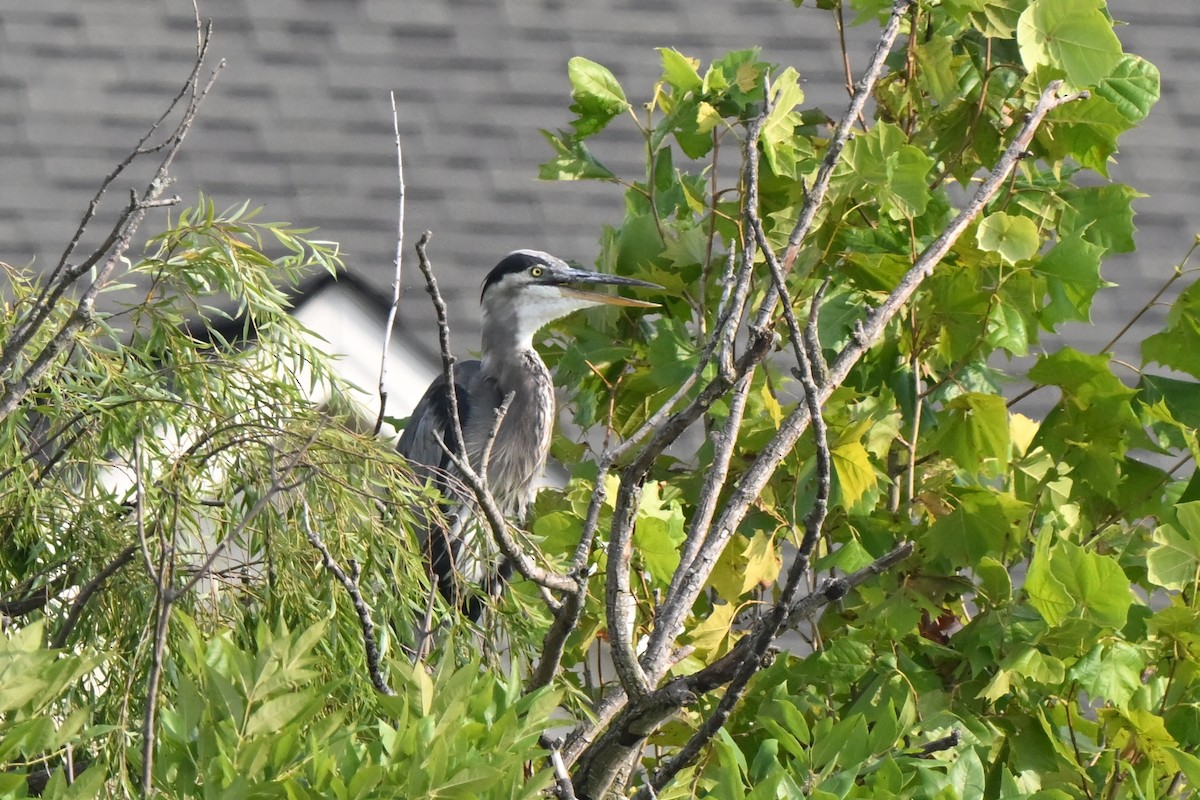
[141,487,176,797]
[169,431,320,601]
[573,39,1084,800]
[414,232,461,455]
[638,0,914,687]
[528,244,749,690]
[374,91,406,436]
[1,27,213,374]
[413,581,439,663]
[51,545,137,649]
[481,391,516,478]
[301,502,398,694]
[604,483,652,697]
[649,110,768,642]
[779,0,914,275]
[431,429,574,594]
[638,276,832,796]
[1101,243,1198,355]
[576,543,913,800]
[834,2,868,130]
[643,80,1088,699]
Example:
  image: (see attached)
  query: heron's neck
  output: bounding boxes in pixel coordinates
[481,313,539,360]
[480,293,599,362]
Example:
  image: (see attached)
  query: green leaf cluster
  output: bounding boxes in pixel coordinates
[146,619,559,799]
[0,199,463,797]
[527,0,1200,797]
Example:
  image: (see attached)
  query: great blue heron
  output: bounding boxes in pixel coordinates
[398,249,660,617]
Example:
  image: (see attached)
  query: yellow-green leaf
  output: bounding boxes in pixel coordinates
[831,439,877,510]
[977,211,1040,265]
[1017,0,1123,89]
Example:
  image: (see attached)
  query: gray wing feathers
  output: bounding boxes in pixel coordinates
[397,360,482,494]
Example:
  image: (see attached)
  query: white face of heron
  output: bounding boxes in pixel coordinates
[478,249,659,352]
[481,268,605,350]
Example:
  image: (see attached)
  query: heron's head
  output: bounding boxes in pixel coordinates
[480,250,659,345]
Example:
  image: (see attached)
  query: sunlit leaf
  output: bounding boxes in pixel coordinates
[1143,280,1200,379]
[566,56,631,136]
[1068,642,1145,707]
[1093,53,1160,123]
[1017,0,1123,88]
[977,211,1040,265]
[659,48,703,92]
[1059,183,1141,254]
[539,130,617,181]
[1147,520,1200,591]
[688,602,739,658]
[1037,94,1131,175]
[932,392,1011,476]
[831,439,877,510]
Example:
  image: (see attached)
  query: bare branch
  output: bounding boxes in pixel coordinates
[0,24,216,388]
[301,502,398,694]
[579,542,914,800]
[570,20,1083,797]
[529,238,759,693]
[826,81,1086,391]
[481,391,516,478]
[0,47,226,423]
[604,483,652,697]
[632,0,912,683]
[0,578,68,618]
[374,91,406,436]
[640,103,771,679]
[637,79,1088,695]
[430,430,574,595]
[751,196,831,566]
[413,232,462,457]
[915,728,962,757]
[545,738,579,800]
[413,580,440,663]
[141,488,176,797]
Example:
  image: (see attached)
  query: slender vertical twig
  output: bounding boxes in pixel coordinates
[637,0,915,687]
[375,91,406,436]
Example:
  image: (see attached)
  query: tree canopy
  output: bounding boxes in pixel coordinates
[4,1,1199,798]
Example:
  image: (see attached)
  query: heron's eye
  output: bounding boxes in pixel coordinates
[530,266,543,277]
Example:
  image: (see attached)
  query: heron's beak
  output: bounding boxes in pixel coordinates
[554,268,662,308]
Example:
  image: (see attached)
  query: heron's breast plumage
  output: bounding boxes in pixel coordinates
[466,349,554,514]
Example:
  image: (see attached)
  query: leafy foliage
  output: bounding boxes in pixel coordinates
[0,197,564,797]
[528,0,1200,796]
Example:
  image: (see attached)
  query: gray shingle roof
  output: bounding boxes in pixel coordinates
[1,0,1196,359]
